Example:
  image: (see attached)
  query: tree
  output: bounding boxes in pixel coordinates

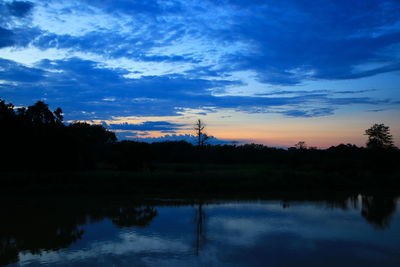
[365,123,394,149]
[295,141,307,150]
[194,119,208,146]
[68,122,117,144]
[25,101,56,125]
[54,107,63,124]
[0,99,15,121]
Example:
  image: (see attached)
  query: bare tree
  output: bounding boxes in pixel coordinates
[194,119,208,146]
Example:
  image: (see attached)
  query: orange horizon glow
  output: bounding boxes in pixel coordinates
[80,108,400,149]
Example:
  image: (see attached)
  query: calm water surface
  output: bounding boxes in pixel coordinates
[1,194,400,266]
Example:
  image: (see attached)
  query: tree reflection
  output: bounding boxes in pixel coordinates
[194,202,207,256]
[361,195,397,229]
[111,206,158,228]
[0,197,158,266]
[324,194,397,230]
[280,194,398,230]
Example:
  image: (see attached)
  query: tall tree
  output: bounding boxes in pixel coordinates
[26,101,56,125]
[194,119,208,146]
[365,123,394,149]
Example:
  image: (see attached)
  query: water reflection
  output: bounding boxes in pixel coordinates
[0,197,158,266]
[282,194,398,230]
[194,202,206,256]
[361,195,397,229]
[1,194,399,266]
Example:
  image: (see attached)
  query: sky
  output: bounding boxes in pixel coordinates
[0,0,399,148]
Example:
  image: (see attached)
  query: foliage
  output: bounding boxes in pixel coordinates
[295,141,307,149]
[0,99,116,171]
[365,123,394,149]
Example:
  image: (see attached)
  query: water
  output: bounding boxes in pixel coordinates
[1,194,400,266]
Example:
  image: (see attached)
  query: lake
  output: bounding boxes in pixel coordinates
[1,193,400,266]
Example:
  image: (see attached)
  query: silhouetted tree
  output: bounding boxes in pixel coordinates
[68,122,116,145]
[110,141,151,170]
[365,123,394,149]
[66,122,117,169]
[0,99,15,121]
[295,141,307,149]
[26,101,56,125]
[54,107,63,124]
[194,119,208,147]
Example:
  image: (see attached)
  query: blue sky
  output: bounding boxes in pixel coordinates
[0,0,399,146]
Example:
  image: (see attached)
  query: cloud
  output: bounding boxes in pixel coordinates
[19,231,188,266]
[7,1,34,17]
[128,134,237,145]
[256,89,377,96]
[0,58,45,82]
[367,108,386,112]
[211,0,400,84]
[104,121,185,132]
[280,108,335,118]
[0,57,397,120]
[0,1,41,49]
[0,27,14,48]
[2,0,400,86]
[82,0,183,15]
[336,89,377,94]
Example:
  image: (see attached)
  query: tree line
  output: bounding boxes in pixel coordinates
[0,99,399,176]
[0,99,115,171]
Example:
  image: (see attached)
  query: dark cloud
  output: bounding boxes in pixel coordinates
[82,0,183,15]
[3,0,397,86]
[327,97,389,105]
[367,108,386,112]
[1,57,396,120]
[7,1,33,17]
[216,0,400,84]
[336,89,377,94]
[0,58,45,82]
[32,30,198,63]
[281,108,335,118]
[128,134,236,144]
[0,1,39,48]
[105,121,185,132]
[256,89,378,97]
[0,27,14,48]
[324,63,400,80]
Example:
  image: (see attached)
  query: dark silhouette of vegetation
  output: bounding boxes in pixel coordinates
[295,141,307,150]
[194,119,209,146]
[0,99,116,172]
[361,195,397,229]
[281,193,398,230]
[0,196,158,266]
[365,123,394,149]
[0,98,399,194]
